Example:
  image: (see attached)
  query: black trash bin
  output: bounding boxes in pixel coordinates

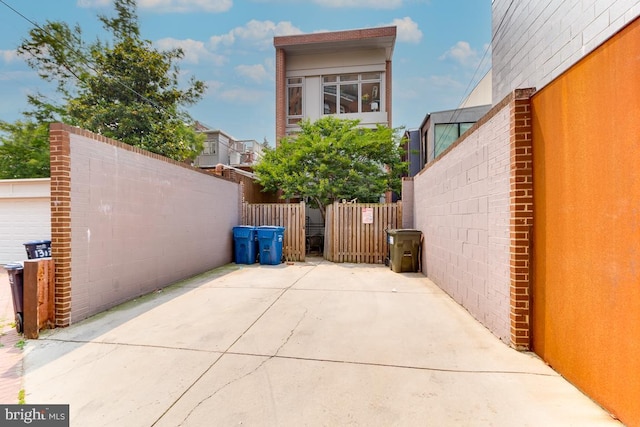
[23,239,51,259]
[5,263,24,333]
[387,229,422,273]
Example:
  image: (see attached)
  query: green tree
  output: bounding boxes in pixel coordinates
[17,0,205,162]
[0,120,50,179]
[254,116,407,219]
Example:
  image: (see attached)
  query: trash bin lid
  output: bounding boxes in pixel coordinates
[3,262,24,271]
[387,229,421,234]
[23,239,51,244]
[233,226,256,237]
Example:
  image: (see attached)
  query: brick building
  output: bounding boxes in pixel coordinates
[274,26,396,143]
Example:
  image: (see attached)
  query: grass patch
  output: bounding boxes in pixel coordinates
[15,339,26,350]
[18,389,25,404]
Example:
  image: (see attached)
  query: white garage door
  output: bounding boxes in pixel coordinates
[0,179,51,265]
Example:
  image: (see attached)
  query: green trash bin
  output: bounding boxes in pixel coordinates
[387,229,422,273]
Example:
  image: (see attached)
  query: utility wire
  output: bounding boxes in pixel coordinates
[0,0,252,158]
[432,0,516,159]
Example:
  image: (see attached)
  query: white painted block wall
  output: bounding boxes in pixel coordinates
[413,105,511,342]
[492,0,640,102]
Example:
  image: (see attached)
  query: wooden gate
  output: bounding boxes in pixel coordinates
[242,202,306,262]
[325,202,402,263]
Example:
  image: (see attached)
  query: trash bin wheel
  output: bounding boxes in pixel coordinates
[15,312,23,334]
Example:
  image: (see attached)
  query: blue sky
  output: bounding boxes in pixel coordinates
[0,0,491,144]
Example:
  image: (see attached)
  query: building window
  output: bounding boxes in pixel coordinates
[434,122,475,157]
[287,77,303,126]
[322,73,381,115]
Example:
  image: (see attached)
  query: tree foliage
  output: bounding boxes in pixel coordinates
[0,120,50,179]
[16,0,205,162]
[254,116,407,219]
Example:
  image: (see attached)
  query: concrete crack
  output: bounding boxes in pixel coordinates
[178,309,309,426]
[152,262,319,427]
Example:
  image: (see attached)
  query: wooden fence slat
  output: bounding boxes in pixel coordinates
[321,202,401,264]
[244,201,400,264]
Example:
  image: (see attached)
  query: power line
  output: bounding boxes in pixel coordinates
[432,0,516,159]
[0,0,255,159]
[0,0,180,122]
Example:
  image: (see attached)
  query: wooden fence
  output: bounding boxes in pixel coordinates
[325,202,402,263]
[242,202,306,262]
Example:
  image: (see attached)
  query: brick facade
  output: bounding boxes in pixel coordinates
[509,88,535,349]
[275,48,286,143]
[274,26,395,144]
[49,123,72,326]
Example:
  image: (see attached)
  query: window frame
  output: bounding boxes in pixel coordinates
[286,77,304,126]
[322,72,382,116]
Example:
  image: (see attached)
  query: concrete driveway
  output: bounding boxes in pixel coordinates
[23,259,619,426]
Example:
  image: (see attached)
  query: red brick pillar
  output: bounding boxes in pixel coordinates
[509,88,536,349]
[49,123,72,327]
[385,59,392,128]
[275,48,286,145]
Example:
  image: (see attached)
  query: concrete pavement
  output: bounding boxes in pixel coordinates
[21,259,620,426]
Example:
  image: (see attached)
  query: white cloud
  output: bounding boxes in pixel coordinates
[0,50,20,63]
[388,17,422,44]
[155,37,227,65]
[428,75,464,88]
[210,20,303,50]
[0,71,32,82]
[313,0,402,8]
[218,87,270,104]
[78,0,231,12]
[138,0,232,13]
[235,64,269,84]
[440,41,482,68]
[203,79,224,94]
[77,0,111,7]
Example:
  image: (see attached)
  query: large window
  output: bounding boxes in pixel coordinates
[322,73,381,115]
[287,77,303,125]
[434,122,475,157]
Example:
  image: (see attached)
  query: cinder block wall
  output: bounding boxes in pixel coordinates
[400,178,414,228]
[492,0,640,102]
[413,97,513,342]
[50,124,241,325]
[0,179,50,264]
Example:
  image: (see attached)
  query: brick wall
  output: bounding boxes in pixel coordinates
[50,124,240,325]
[275,48,286,144]
[492,0,640,102]
[49,125,72,326]
[509,89,535,349]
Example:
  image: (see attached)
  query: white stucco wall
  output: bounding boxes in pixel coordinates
[492,0,640,102]
[0,179,51,264]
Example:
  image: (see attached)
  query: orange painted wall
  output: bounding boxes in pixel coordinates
[532,17,640,426]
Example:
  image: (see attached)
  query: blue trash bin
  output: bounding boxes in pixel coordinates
[257,226,285,265]
[232,226,258,264]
